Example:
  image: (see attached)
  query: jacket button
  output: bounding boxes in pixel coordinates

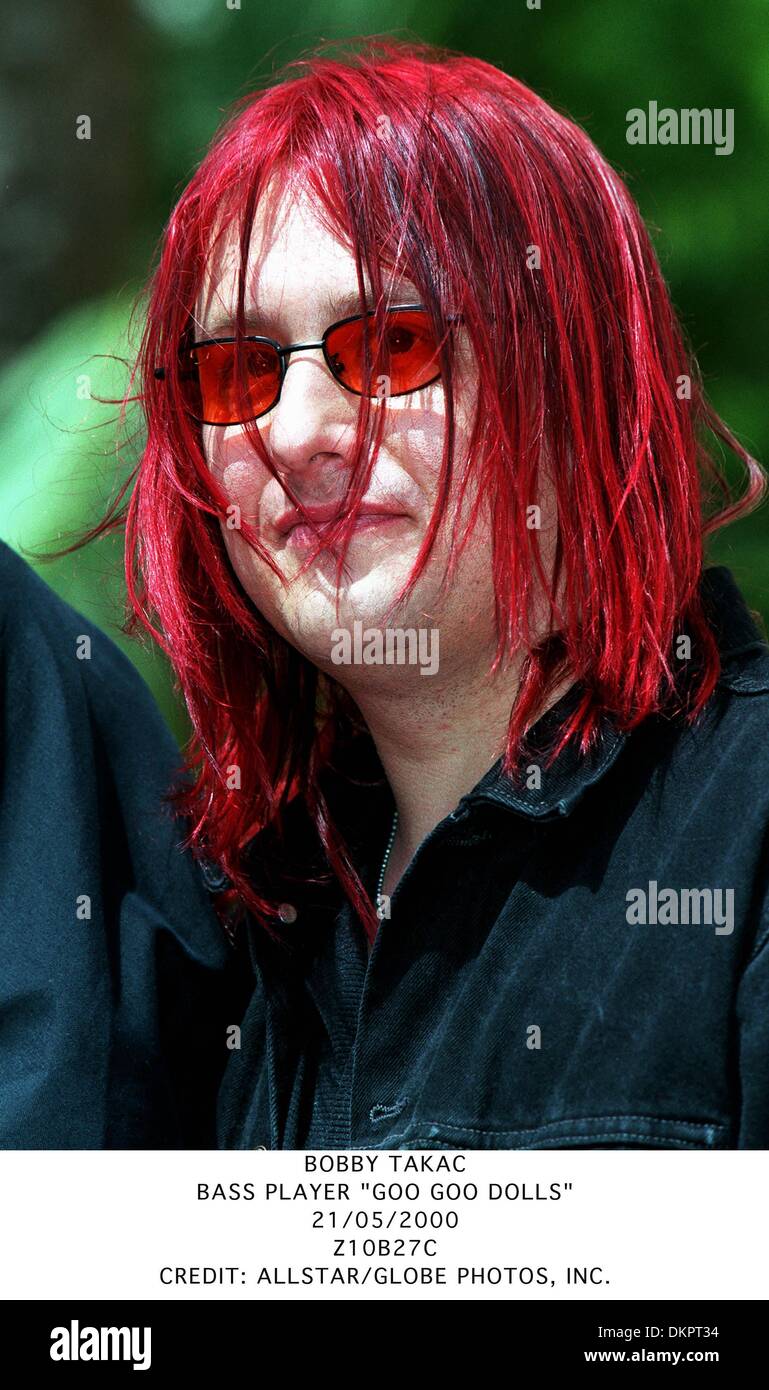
[277,902,298,923]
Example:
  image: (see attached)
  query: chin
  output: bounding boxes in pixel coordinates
[233,536,440,656]
[290,550,421,615]
[277,571,423,668]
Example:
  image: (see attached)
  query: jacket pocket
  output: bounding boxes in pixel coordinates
[379,1113,732,1149]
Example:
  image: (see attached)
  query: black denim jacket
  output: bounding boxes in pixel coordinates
[216,566,769,1151]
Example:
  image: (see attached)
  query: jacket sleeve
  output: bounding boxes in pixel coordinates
[0,540,251,1148]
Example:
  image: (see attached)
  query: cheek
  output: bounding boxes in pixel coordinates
[219,458,263,521]
[204,445,279,610]
[216,517,293,645]
[203,420,272,493]
[393,367,476,478]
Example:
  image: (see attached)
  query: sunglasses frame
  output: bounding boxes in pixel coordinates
[155,303,453,427]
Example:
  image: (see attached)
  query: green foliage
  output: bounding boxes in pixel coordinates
[0,297,189,741]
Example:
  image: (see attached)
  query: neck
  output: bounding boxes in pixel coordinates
[347,654,574,896]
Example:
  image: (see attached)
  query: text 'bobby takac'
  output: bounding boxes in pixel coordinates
[330,621,439,675]
[626,881,734,936]
[50,1321,151,1371]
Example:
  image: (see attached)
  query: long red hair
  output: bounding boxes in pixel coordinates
[83,37,765,942]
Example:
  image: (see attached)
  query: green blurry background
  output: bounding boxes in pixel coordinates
[1,0,767,741]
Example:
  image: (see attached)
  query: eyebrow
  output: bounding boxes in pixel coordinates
[198,282,423,339]
[319,282,423,321]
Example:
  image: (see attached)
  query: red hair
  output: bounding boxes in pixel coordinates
[87,37,765,942]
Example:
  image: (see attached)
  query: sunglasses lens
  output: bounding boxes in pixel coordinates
[179,341,281,424]
[325,309,441,397]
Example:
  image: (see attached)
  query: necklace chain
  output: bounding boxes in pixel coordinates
[376,809,399,906]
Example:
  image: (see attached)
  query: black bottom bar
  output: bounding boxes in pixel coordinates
[4,1299,764,1376]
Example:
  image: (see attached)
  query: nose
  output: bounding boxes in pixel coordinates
[265,348,357,480]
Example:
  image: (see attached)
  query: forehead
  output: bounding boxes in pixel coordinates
[195,184,416,334]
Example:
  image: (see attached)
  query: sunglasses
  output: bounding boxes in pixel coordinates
[154,304,451,426]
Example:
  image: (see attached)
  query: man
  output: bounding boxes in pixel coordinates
[30,40,769,1148]
[0,538,244,1147]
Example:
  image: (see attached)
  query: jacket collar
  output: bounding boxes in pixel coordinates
[461,679,625,822]
[461,565,769,822]
[700,566,769,691]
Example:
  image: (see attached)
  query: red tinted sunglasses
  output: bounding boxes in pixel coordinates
[155,304,453,426]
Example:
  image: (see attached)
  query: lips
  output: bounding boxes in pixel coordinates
[275,498,408,538]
